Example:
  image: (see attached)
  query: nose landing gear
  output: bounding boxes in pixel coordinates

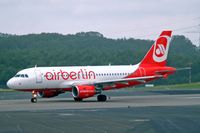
[31,90,37,103]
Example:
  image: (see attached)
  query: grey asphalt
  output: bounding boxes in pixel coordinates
[1,94,200,111]
[1,91,200,133]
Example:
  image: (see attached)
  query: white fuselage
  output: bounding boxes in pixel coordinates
[7,64,139,90]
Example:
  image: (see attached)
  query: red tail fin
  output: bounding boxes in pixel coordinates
[140,31,172,67]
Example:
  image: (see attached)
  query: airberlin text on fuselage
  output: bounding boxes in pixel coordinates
[45,69,96,80]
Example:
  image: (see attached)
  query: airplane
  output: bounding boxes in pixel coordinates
[7,31,176,103]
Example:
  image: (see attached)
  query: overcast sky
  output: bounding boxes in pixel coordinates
[0,0,200,45]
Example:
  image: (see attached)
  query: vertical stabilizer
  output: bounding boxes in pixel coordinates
[140,31,172,67]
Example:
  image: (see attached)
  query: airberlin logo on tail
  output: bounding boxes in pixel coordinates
[153,36,170,62]
[155,44,165,57]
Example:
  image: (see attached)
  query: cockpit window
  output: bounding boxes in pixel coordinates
[14,74,29,78]
[25,74,28,78]
[14,74,20,77]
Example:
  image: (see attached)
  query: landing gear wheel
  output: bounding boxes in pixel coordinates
[97,95,107,102]
[31,97,37,103]
[31,90,37,103]
[74,97,83,102]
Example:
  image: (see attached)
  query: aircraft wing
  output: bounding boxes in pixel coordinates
[71,75,162,87]
[93,75,162,85]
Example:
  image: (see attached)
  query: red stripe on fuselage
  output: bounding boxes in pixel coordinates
[15,88,72,92]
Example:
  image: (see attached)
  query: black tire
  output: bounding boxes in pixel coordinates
[31,97,37,103]
[74,97,83,102]
[97,95,107,102]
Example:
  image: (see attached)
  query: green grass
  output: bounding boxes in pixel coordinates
[126,82,200,91]
[157,82,200,90]
[0,89,16,92]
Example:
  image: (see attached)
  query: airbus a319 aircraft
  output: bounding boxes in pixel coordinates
[7,31,176,103]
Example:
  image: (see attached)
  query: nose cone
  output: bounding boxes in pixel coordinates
[7,78,15,89]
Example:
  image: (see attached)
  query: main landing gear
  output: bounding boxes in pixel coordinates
[31,90,37,103]
[73,94,107,102]
[97,94,107,102]
[74,97,83,102]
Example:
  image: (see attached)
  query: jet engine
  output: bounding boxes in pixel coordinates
[72,85,100,99]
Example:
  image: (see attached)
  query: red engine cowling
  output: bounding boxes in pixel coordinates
[72,85,98,99]
[37,90,62,98]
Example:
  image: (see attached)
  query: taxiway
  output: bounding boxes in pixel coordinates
[1,90,200,133]
[1,94,200,111]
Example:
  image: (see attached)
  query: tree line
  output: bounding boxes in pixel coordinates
[0,32,199,88]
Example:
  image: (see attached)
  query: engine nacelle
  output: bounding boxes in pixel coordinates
[37,90,62,98]
[72,85,99,99]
